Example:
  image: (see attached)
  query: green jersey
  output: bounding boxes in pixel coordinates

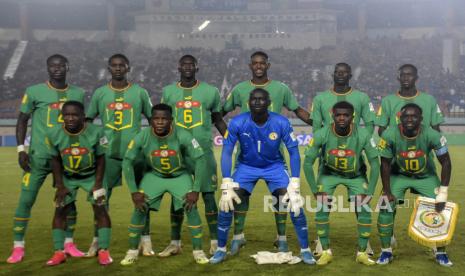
[46,123,107,178]
[310,88,375,132]
[223,80,300,114]
[19,82,85,158]
[304,125,379,194]
[376,91,444,128]
[86,83,152,159]
[161,81,221,151]
[378,126,447,178]
[305,125,378,178]
[124,126,206,193]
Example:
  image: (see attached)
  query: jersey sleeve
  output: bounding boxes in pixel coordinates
[281,119,298,149]
[45,133,59,157]
[363,133,379,160]
[181,132,205,161]
[211,87,222,113]
[375,97,389,127]
[77,88,85,104]
[221,119,240,178]
[122,132,144,193]
[429,97,445,126]
[310,96,323,131]
[427,128,448,156]
[160,86,168,104]
[96,127,109,156]
[223,86,239,113]
[86,89,99,119]
[303,130,324,193]
[19,88,35,114]
[282,83,299,111]
[141,88,153,120]
[361,93,376,124]
[378,130,394,159]
[180,131,206,192]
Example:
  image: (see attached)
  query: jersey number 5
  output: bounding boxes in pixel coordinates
[160,157,171,170]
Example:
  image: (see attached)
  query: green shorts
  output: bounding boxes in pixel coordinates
[139,172,193,211]
[317,173,369,197]
[390,174,440,202]
[21,155,51,192]
[185,149,217,193]
[104,155,145,190]
[63,175,96,206]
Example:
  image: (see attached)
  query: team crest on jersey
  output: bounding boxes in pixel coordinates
[399,150,424,158]
[62,147,88,155]
[269,132,278,140]
[329,149,355,157]
[176,100,200,108]
[107,102,132,110]
[49,102,66,110]
[152,149,177,157]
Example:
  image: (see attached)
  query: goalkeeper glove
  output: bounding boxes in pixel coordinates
[219,178,241,212]
[282,177,304,216]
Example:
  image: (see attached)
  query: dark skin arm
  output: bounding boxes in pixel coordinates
[184,191,199,212]
[380,157,396,203]
[50,155,69,207]
[435,152,452,212]
[212,112,227,136]
[378,126,386,137]
[294,107,313,126]
[16,112,31,172]
[93,155,106,205]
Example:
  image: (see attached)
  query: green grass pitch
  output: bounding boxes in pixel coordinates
[0,147,464,275]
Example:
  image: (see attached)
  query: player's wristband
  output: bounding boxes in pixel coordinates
[93,188,106,200]
[17,145,25,153]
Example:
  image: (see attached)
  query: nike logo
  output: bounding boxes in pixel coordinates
[338,144,347,149]
[184,96,193,100]
[115,97,124,101]
[160,145,168,149]
[408,146,416,150]
[71,142,80,147]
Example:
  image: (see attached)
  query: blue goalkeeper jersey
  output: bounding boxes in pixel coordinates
[221,111,300,177]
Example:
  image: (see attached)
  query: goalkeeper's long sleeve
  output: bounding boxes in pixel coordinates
[288,146,301,178]
[221,142,234,178]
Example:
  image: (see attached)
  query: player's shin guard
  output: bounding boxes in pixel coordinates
[290,209,309,249]
[65,202,77,238]
[13,188,39,241]
[233,194,249,235]
[97,228,111,250]
[186,207,203,250]
[170,201,184,240]
[357,205,372,251]
[315,208,330,250]
[128,209,147,249]
[52,229,66,251]
[203,192,218,240]
[377,203,395,248]
[217,211,233,248]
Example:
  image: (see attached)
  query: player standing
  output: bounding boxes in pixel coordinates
[376,103,452,266]
[222,51,311,254]
[45,101,112,266]
[7,55,85,263]
[159,55,227,256]
[86,54,153,256]
[311,63,375,133]
[304,101,379,266]
[376,64,444,136]
[210,88,315,265]
[120,104,209,265]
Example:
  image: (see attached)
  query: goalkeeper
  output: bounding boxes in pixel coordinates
[210,88,315,265]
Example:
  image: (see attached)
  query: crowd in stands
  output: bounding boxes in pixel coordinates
[1,36,465,118]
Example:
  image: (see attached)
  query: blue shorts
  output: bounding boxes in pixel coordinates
[232,162,290,194]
